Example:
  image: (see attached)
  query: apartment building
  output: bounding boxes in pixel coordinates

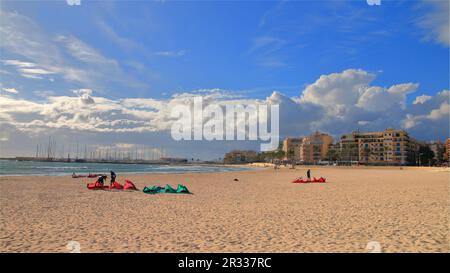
[279,128,421,166]
[339,132,360,163]
[355,128,416,165]
[223,150,258,164]
[282,137,303,161]
[299,132,333,164]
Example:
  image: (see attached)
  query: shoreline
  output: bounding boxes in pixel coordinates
[0,165,447,178]
[0,161,261,177]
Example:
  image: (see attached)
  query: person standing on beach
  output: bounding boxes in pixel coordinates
[307,169,311,180]
[110,171,116,183]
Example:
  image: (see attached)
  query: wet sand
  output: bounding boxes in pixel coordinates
[0,167,448,252]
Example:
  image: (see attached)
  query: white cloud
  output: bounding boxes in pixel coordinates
[250,36,288,53]
[417,0,449,46]
[0,70,448,158]
[357,83,418,111]
[33,90,55,98]
[2,59,55,80]
[403,102,449,129]
[301,69,375,107]
[19,68,55,75]
[21,74,45,80]
[73,88,95,105]
[413,94,432,104]
[2,60,35,68]
[249,36,288,68]
[2,88,19,94]
[298,69,448,138]
[358,120,370,126]
[0,10,148,93]
[400,89,449,140]
[300,69,419,115]
[154,50,186,57]
[96,20,138,52]
[55,35,118,66]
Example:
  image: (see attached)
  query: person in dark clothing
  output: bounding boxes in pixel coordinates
[110,171,116,186]
[97,175,107,186]
[110,171,116,182]
[307,169,311,180]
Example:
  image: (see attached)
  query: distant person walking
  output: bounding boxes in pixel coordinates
[307,169,311,180]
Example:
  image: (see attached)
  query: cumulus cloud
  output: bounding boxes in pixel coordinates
[357,83,419,111]
[301,69,375,107]
[299,69,422,135]
[401,90,449,139]
[299,69,447,137]
[0,70,448,158]
[403,102,449,129]
[73,89,95,105]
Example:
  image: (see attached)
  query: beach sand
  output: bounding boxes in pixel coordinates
[0,167,448,253]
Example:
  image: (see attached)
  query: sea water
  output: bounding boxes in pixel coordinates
[0,160,250,176]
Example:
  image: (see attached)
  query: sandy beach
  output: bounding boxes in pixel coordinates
[0,166,448,253]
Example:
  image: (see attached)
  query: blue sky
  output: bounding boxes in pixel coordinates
[2,0,448,99]
[0,0,449,159]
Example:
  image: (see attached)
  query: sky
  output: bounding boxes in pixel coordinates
[0,0,449,160]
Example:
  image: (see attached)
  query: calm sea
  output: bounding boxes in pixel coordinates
[0,160,249,176]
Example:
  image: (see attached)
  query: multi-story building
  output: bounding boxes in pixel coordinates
[339,132,361,164]
[299,132,333,164]
[223,150,258,164]
[282,137,303,161]
[279,128,422,166]
[326,143,341,162]
[428,140,446,164]
[355,128,416,165]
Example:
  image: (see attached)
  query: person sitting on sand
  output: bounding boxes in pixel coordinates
[307,169,311,180]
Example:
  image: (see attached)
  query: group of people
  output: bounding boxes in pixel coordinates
[95,171,117,187]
